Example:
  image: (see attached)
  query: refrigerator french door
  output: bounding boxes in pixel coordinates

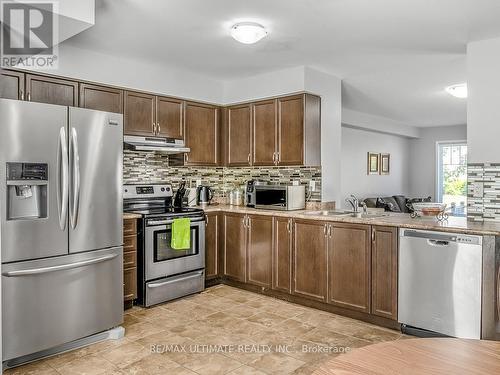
[0,99,123,362]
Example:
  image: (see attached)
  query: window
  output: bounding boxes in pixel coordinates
[436,142,467,216]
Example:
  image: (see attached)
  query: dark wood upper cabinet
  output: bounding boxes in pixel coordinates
[225,104,252,166]
[205,212,220,280]
[79,83,123,113]
[328,223,371,313]
[26,74,78,106]
[252,99,277,166]
[273,217,293,294]
[247,215,273,288]
[223,213,247,282]
[371,225,398,320]
[278,95,304,165]
[0,70,24,100]
[156,96,183,139]
[124,91,155,136]
[293,220,328,302]
[184,102,219,166]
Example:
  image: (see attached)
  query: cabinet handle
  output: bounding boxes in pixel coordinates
[287,219,291,233]
[372,230,375,242]
[152,122,156,135]
[328,225,332,238]
[247,153,251,164]
[157,122,161,134]
[20,90,24,101]
[185,154,189,163]
[205,214,208,226]
[27,92,31,101]
[323,224,327,237]
[277,152,281,163]
[272,152,276,164]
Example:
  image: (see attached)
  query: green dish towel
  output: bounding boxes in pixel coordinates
[171,218,191,250]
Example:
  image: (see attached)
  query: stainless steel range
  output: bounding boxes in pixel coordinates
[123,184,205,307]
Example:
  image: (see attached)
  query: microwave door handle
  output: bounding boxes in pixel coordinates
[70,128,81,229]
[57,127,68,231]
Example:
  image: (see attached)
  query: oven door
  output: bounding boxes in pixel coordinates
[145,218,205,281]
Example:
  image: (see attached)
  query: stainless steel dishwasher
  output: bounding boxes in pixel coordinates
[398,229,483,339]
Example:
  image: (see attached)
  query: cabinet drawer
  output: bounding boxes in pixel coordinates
[123,219,137,236]
[123,251,137,269]
[124,235,137,252]
[124,267,137,301]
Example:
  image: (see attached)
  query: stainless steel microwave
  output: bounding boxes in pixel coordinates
[254,185,305,210]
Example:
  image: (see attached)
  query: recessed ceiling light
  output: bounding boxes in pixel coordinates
[445,83,467,98]
[230,22,267,44]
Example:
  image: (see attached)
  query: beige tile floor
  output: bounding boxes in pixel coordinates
[5,285,406,375]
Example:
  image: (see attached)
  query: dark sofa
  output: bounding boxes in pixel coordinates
[363,195,432,213]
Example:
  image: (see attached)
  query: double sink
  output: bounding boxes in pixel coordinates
[302,210,389,219]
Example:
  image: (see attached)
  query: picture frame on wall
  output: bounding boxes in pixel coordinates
[380,153,390,175]
[367,152,380,174]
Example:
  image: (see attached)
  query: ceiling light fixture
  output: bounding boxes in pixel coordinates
[445,83,467,98]
[230,22,267,44]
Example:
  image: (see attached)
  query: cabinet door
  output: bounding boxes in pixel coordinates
[225,104,252,166]
[293,220,328,301]
[273,217,292,293]
[124,91,155,136]
[185,102,219,166]
[0,70,24,100]
[329,223,371,313]
[252,100,277,166]
[124,267,137,301]
[205,213,219,280]
[79,83,123,113]
[278,95,304,165]
[247,215,273,287]
[26,74,78,106]
[223,213,247,282]
[371,226,398,320]
[157,96,184,139]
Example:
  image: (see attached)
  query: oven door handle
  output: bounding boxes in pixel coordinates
[147,271,204,288]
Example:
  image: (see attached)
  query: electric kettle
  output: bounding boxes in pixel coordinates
[196,185,214,205]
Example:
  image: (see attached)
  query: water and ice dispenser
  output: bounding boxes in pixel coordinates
[6,162,48,220]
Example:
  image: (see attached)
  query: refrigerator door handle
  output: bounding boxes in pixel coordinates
[2,253,119,277]
[57,126,69,231]
[70,127,81,229]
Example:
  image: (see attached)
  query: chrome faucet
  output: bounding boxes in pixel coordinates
[345,195,360,213]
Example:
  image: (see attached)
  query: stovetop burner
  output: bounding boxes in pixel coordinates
[124,206,204,217]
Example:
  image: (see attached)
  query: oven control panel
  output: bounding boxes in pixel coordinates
[123,184,172,199]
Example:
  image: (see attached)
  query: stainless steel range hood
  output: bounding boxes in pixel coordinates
[124,136,190,154]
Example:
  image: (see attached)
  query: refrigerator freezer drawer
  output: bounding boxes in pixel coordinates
[1,247,123,361]
[145,270,204,307]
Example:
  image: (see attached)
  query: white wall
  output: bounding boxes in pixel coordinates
[26,44,225,104]
[340,126,411,207]
[467,37,500,163]
[408,125,467,199]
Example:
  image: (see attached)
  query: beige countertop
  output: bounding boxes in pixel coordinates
[123,212,142,220]
[200,204,500,236]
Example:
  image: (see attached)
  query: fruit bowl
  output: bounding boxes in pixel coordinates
[407,202,448,221]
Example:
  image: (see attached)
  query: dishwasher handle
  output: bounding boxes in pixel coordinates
[428,239,450,247]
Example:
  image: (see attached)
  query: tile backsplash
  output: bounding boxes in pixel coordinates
[124,150,322,201]
[467,163,500,222]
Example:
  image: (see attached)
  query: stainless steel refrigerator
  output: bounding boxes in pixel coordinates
[0,98,123,363]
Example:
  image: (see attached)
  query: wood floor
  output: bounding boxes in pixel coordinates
[5,285,405,375]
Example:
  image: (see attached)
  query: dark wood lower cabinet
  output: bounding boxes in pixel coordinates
[292,220,328,302]
[247,215,273,287]
[371,225,398,320]
[223,213,247,282]
[273,217,293,293]
[205,212,220,280]
[328,223,371,313]
[123,218,138,307]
